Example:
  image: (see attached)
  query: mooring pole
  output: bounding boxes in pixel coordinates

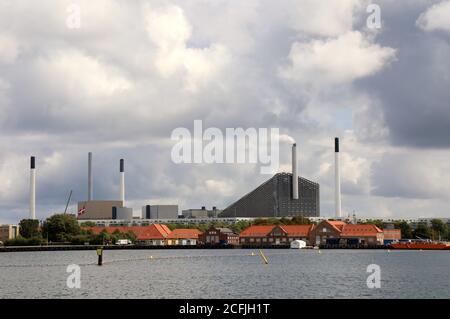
[96,247,103,266]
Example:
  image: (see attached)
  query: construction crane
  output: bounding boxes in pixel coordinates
[64,190,73,214]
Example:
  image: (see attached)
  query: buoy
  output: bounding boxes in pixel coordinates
[149,255,154,260]
[318,250,321,254]
[251,252,256,256]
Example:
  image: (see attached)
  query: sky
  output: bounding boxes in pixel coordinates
[1,0,450,223]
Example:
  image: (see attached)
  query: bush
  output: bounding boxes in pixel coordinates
[4,236,44,246]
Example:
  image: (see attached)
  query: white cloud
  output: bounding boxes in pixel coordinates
[417,1,450,33]
[0,33,19,64]
[289,0,365,37]
[145,4,231,93]
[279,31,396,85]
[33,49,131,99]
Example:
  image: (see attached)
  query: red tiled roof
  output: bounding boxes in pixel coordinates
[341,224,383,237]
[239,225,275,237]
[168,229,202,239]
[326,221,347,232]
[83,224,171,241]
[279,225,314,237]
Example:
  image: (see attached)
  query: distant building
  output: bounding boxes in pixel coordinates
[310,220,385,246]
[198,227,239,246]
[239,225,314,246]
[382,229,402,244]
[167,229,202,246]
[182,207,222,219]
[0,224,19,242]
[77,200,123,220]
[141,205,179,220]
[112,207,133,220]
[220,173,320,218]
[85,224,171,245]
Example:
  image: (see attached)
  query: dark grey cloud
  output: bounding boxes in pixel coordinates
[356,0,450,148]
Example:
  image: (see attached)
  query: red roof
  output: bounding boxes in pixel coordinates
[83,224,171,241]
[240,225,314,237]
[168,229,202,239]
[341,224,383,237]
[279,225,314,237]
[239,225,275,237]
[326,221,347,232]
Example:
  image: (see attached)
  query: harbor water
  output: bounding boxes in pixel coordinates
[0,249,449,299]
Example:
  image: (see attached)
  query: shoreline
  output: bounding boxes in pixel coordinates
[0,244,393,252]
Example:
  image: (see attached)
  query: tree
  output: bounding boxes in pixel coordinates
[42,214,81,242]
[19,219,40,238]
[413,223,432,239]
[394,221,412,239]
[291,216,312,225]
[430,219,448,240]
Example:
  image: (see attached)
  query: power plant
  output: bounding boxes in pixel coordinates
[26,137,349,221]
[220,143,320,218]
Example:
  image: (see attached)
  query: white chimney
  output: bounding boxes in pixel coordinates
[335,137,342,218]
[120,159,125,204]
[30,156,36,220]
[88,152,93,201]
[292,143,299,200]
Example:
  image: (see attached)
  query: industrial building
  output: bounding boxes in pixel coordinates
[141,205,179,219]
[77,200,124,220]
[182,207,222,219]
[220,144,319,218]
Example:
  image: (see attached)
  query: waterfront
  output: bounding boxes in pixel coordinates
[0,249,449,299]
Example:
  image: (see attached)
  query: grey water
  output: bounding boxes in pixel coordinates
[0,249,449,299]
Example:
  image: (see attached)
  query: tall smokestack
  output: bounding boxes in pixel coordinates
[335,137,342,218]
[292,143,299,200]
[30,156,36,220]
[88,152,93,201]
[120,159,125,204]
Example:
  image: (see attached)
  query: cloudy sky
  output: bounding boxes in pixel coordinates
[1,0,450,223]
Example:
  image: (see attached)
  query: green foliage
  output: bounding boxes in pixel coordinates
[80,221,96,227]
[19,219,40,238]
[430,219,449,240]
[4,236,44,246]
[393,221,413,239]
[413,223,432,239]
[42,214,81,242]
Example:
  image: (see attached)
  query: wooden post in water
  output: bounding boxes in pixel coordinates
[96,247,103,266]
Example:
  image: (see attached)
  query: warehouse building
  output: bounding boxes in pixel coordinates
[77,200,123,220]
[141,205,179,219]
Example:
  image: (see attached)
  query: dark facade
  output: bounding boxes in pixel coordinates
[220,173,319,218]
[198,227,239,246]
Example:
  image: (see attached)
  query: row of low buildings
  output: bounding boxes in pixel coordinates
[84,220,401,247]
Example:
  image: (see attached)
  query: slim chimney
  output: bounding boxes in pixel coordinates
[292,143,299,200]
[335,137,342,218]
[120,159,125,204]
[88,152,93,201]
[30,156,36,220]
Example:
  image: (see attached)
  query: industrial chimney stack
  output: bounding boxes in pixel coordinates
[88,152,93,201]
[120,159,125,204]
[292,143,299,200]
[335,138,342,218]
[30,156,36,220]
